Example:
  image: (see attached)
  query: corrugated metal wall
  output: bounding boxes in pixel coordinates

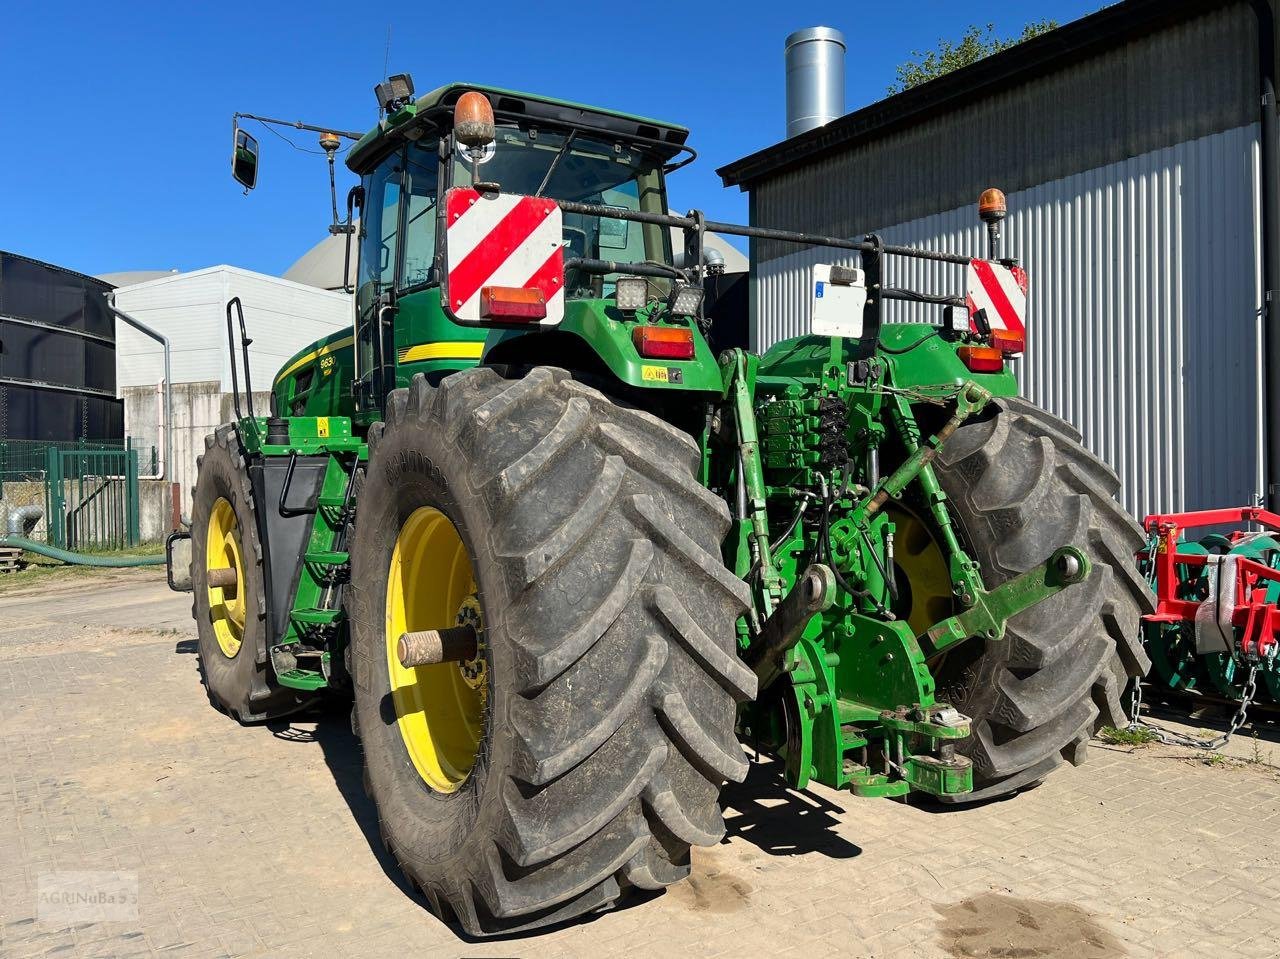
[755,124,1262,518]
[749,3,1258,264]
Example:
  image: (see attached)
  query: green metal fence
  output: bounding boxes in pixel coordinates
[0,439,153,550]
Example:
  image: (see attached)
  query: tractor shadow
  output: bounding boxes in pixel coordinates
[719,753,862,859]
[267,711,416,900]
[266,709,622,944]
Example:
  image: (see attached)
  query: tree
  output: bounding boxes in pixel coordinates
[888,20,1059,94]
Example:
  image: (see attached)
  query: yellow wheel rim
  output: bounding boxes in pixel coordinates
[207,497,246,658]
[385,507,486,793]
[889,505,955,638]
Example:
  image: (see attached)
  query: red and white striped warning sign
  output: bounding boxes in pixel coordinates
[966,259,1028,349]
[443,187,565,325]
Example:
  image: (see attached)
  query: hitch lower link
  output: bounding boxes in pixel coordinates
[922,545,1091,657]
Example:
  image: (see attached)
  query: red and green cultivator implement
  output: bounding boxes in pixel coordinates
[1137,507,1280,721]
[169,81,1150,935]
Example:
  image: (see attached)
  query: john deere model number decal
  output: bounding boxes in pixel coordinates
[319,355,336,376]
[641,365,683,384]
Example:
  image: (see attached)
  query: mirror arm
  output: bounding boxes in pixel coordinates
[342,186,363,295]
[232,112,363,142]
[327,151,341,231]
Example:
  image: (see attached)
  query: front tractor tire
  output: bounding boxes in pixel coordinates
[189,425,308,722]
[348,367,756,936]
[930,397,1154,803]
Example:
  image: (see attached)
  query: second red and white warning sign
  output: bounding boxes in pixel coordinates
[966,259,1028,352]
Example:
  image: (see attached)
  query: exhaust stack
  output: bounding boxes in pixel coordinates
[785,26,846,138]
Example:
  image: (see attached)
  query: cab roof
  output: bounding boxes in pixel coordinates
[347,82,691,173]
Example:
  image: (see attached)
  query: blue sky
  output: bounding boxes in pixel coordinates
[1,1,1102,279]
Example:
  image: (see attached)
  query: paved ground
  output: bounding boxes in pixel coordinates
[3,567,1280,959]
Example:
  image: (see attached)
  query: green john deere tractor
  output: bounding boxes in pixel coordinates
[169,78,1151,935]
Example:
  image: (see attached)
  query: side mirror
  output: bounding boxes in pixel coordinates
[231,127,259,191]
[165,529,193,592]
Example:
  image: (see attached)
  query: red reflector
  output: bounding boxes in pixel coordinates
[632,325,695,360]
[989,328,1025,355]
[480,286,546,321]
[958,345,1004,373]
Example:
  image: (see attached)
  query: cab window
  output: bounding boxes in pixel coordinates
[400,142,439,290]
[356,152,403,378]
[452,127,671,298]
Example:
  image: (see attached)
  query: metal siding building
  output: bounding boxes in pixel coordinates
[112,266,351,393]
[720,0,1267,519]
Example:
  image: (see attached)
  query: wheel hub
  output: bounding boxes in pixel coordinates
[455,597,487,691]
[206,497,246,658]
[385,507,487,794]
[887,505,954,638]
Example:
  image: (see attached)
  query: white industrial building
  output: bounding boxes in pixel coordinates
[113,265,350,391]
[719,0,1276,519]
[109,265,351,531]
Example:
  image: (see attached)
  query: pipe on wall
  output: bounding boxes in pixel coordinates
[7,505,42,537]
[107,298,172,485]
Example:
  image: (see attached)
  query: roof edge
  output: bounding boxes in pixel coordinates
[111,264,352,299]
[717,0,1235,189]
[1,250,114,290]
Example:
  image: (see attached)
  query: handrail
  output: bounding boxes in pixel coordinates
[225,297,256,422]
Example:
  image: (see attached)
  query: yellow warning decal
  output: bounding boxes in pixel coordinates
[641,365,670,383]
[316,417,330,438]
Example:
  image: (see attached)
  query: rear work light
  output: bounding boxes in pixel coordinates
[958,345,1004,373]
[480,286,546,322]
[614,276,648,312]
[633,325,695,361]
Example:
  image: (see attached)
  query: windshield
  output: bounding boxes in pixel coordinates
[452,126,671,298]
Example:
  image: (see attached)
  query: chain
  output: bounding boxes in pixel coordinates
[1130,664,1259,751]
[1124,531,1260,752]
[1126,532,1159,732]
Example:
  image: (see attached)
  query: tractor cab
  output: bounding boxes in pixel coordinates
[321,81,700,422]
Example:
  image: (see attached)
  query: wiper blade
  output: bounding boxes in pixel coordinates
[534,131,577,198]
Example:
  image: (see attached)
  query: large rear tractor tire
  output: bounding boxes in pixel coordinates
[928,397,1153,803]
[190,425,309,722]
[348,367,756,936]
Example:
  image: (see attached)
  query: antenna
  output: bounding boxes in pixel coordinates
[383,25,391,82]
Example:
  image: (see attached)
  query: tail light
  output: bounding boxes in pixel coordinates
[480,286,546,322]
[958,345,1004,373]
[989,328,1025,354]
[632,325,695,360]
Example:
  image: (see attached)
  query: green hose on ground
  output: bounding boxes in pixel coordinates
[0,536,166,568]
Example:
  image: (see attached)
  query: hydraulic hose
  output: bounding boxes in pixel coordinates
[0,536,165,568]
